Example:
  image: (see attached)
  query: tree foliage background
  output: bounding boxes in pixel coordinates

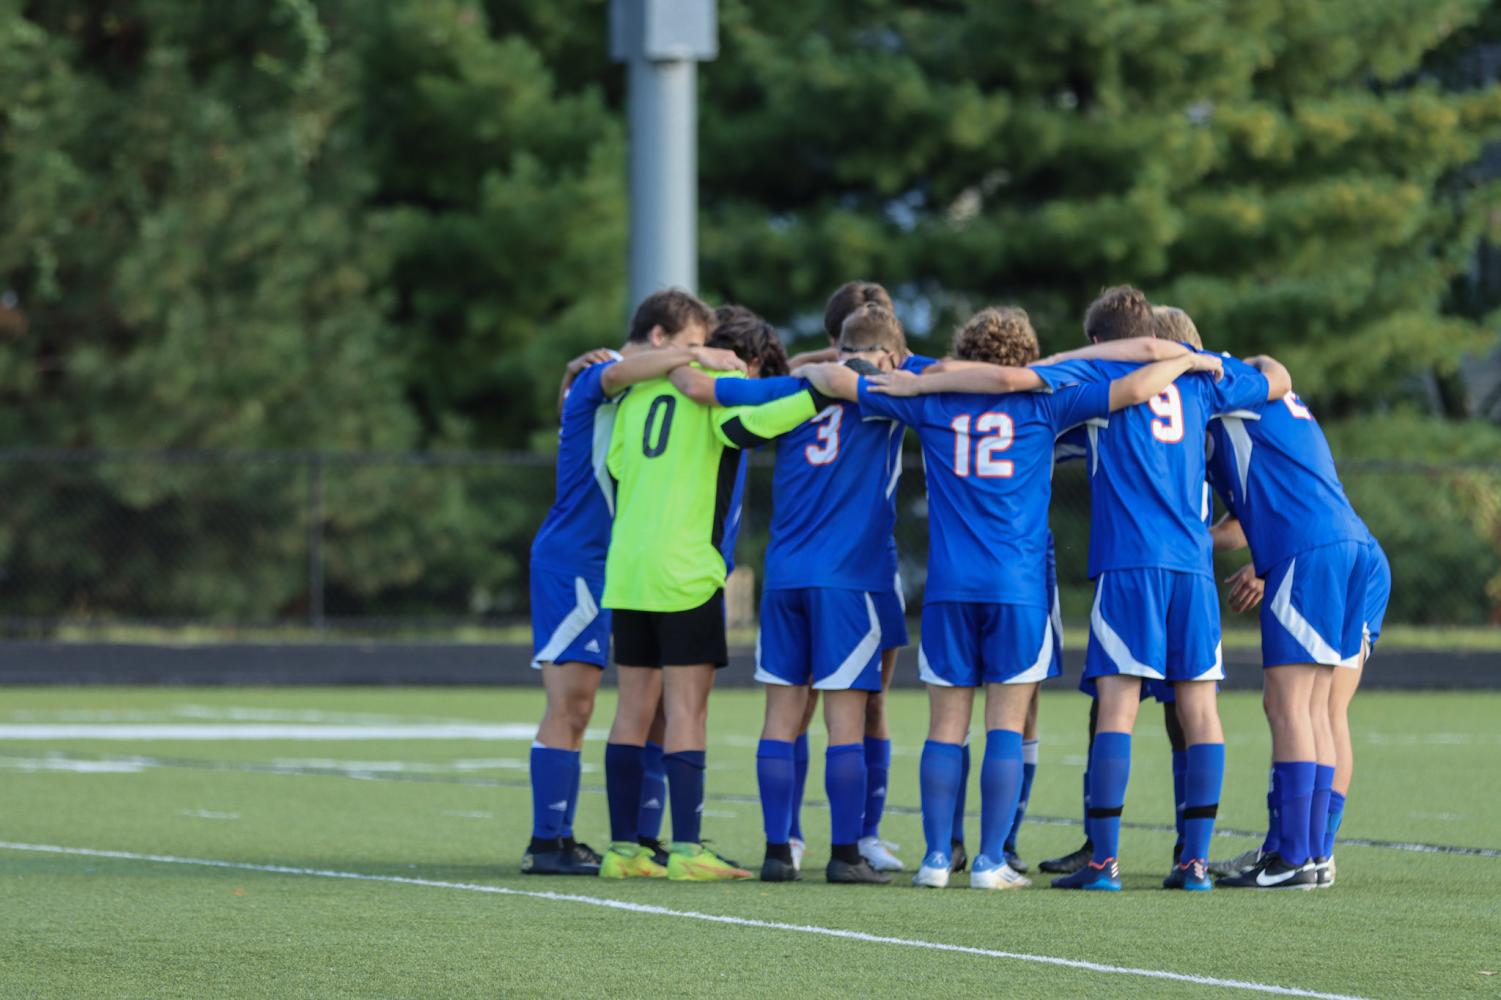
[2,0,1500,626]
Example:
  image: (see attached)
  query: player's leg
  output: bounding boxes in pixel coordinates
[754,589,813,881]
[1040,697,1096,874]
[1326,655,1363,872]
[1001,686,1040,873]
[636,705,668,863]
[973,681,1036,889]
[858,646,901,872]
[1168,679,1224,891]
[913,601,980,887]
[790,690,818,867]
[1051,674,1137,890]
[1308,666,1337,885]
[1162,694,1189,875]
[601,659,665,878]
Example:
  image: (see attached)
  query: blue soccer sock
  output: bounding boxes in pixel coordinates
[1262,767,1281,855]
[861,737,892,840]
[789,733,810,842]
[952,738,971,845]
[826,743,867,848]
[530,743,575,842]
[1171,747,1188,850]
[756,739,796,847]
[603,742,645,844]
[1309,764,1335,859]
[1274,760,1317,866]
[1181,742,1225,863]
[561,748,583,839]
[1324,791,1347,857]
[1081,767,1092,846]
[920,740,965,860]
[980,729,1024,864]
[1005,738,1038,852]
[637,741,667,841]
[1087,732,1132,864]
[664,750,707,846]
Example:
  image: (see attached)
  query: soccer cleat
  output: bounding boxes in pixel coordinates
[789,837,805,872]
[1003,849,1029,875]
[1314,855,1334,889]
[1051,858,1122,891]
[563,839,602,867]
[666,842,752,881]
[826,857,893,884]
[912,852,952,888]
[1038,841,1092,875]
[969,855,1031,890]
[637,836,670,868]
[858,836,905,872]
[1208,846,1263,878]
[1162,858,1212,891]
[949,840,969,874]
[1216,851,1317,890]
[598,841,667,879]
[760,856,802,882]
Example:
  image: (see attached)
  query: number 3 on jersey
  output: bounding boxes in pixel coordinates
[804,406,843,465]
[952,413,1015,477]
[1149,385,1184,443]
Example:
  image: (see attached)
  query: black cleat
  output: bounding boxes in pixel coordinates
[826,857,893,884]
[1039,841,1092,875]
[1216,851,1317,890]
[1004,849,1029,875]
[637,837,670,868]
[563,838,602,866]
[1314,855,1333,889]
[521,845,600,876]
[949,840,969,874]
[760,856,802,882]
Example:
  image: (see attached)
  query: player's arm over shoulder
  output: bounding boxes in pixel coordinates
[1241,354,1292,400]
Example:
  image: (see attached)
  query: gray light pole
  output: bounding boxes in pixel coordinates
[610,0,717,309]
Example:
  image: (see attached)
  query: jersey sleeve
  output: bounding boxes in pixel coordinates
[902,354,939,374]
[563,359,617,414]
[856,375,924,425]
[713,374,807,407]
[1031,358,1104,390]
[714,390,819,449]
[1203,353,1270,414]
[1044,380,1111,433]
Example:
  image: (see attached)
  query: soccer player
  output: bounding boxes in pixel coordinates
[523,295,746,875]
[803,304,1221,889]
[599,291,829,882]
[1025,286,1285,892]
[1198,352,1386,889]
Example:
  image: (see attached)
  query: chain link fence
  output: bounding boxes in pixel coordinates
[0,448,1497,635]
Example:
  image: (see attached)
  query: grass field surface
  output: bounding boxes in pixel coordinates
[2,687,1498,998]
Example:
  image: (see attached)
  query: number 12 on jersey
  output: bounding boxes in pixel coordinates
[951,413,1015,477]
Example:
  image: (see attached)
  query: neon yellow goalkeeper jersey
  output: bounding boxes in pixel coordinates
[603,374,818,612]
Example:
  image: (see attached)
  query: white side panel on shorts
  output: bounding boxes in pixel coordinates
[813,594,883,690]
[916,643,952,687]
[1269,559,1350,667]
[753,627,793,685]
[1008,615,1054,685]
[1090,581,1164,679]
[533,577,601,668]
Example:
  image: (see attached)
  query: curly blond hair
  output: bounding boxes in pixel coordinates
[1152,305,1203,350]
[951,307,1040,367]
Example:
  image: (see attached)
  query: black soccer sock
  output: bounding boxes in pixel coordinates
[831,843,862,865]
[765,841,793,863]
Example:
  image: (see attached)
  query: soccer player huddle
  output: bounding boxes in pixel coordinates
[524,280,1391,893]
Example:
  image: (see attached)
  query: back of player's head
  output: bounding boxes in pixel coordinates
[838,303,907,355]
[708,306,791,377]
[823,281,894,343]
[951,307,1039,367]
[1151,305,1203,350]
[628,288,714,344]
[1083,285,1155,343]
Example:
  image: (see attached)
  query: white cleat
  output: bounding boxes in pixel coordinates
[912,852,951,888]
[859,836,905,872]
[969,856,1031,889]
[789,837,805,873]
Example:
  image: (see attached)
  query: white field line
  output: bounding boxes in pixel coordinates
[0,724,544,741]
[0,840,1369,1000]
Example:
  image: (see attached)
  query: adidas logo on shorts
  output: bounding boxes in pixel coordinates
[584,639,601,653]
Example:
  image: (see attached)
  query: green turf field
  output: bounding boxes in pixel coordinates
[2,687,1498,999]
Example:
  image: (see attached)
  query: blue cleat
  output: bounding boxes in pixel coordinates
[1162,858,1212,891]
[1051,857,1122,891]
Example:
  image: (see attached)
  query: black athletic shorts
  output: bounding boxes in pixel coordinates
[612,590,728,668]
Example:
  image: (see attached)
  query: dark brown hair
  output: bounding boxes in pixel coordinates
[951,307,1040,367]
[1083,285,1155,343]
[823,281,894,342]
[707,306,791,377]
[628,288,714,343]
[838,303,906,355]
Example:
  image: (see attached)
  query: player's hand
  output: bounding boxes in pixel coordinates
[1225,563,1264,612]
[1189,353,1224,380]
[867,370,922,396]
[690,346,748,373]
[566,348,616,375]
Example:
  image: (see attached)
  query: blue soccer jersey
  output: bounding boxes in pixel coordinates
[712,375,810,574]
[1205,359,1369,571]
[530,357,622,579]
[857,376,1112,604]
[1042,359,1269,578]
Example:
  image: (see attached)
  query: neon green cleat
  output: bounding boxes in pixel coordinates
[598,841,667,879]
[667,842,752,881]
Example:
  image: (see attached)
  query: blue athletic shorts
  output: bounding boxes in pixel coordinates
[875,580,909,651]
[1261,540,1372,669]
[917,601,1059,688]
[755,588,884,691]
[1084,568,1223,691]
[1364,539,1391,656]
[529,564,610,669]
